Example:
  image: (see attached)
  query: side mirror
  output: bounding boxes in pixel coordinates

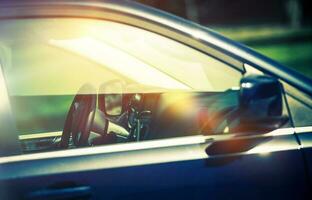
[99,81,123,117]
[237,74,288,132]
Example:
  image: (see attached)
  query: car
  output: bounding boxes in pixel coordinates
[0,0,311,199]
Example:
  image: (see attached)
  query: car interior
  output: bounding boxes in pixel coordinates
[15,75,288,154]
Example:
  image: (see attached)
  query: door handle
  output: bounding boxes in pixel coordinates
[26,185,92,200]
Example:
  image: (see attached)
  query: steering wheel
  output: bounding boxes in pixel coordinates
[60,84,96,148]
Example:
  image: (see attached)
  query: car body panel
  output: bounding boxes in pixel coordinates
[296,127,312,185]
[0,129,310,199]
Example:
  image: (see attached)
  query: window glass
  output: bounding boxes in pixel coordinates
[287,95,312,127]
[284,83,312,127]
[0,18,242,153]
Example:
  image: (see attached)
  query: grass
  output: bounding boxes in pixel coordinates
[253,42,312,78]
[215,26,312,78]
[214,26,312,42]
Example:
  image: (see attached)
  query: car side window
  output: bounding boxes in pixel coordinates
[284,84,312,127]
[0,18,250,154]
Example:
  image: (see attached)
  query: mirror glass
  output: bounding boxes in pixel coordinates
[104,82,123,116]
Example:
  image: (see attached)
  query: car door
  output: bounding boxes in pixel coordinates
[0,6,310,200]
[0,126,310,199]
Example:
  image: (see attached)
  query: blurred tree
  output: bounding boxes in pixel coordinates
[137,0,186,18]
[286,0,302,28]
[137,0,310,27]
[184,0,199,22]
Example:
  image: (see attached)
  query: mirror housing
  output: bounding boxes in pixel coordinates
[237,74,288,132]
[240,74,282,115]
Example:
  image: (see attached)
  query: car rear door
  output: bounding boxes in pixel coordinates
[285,86,312,190]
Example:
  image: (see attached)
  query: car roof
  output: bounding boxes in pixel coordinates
[0,0,311,97]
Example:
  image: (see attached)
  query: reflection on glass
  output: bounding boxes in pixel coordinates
[105,94,122,116]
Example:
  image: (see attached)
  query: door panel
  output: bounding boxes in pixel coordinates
[296,127,312,187]
[0,131,310,200]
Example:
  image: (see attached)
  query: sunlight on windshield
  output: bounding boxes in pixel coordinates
[0,18,241,96]
[50,37,190,90]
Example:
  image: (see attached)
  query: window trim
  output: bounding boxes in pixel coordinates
[0,127,297,168]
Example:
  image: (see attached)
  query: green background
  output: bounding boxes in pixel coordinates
[216,26,312,78]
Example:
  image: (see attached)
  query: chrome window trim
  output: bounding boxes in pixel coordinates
[0,127,297,165]
[0,135,207,164]
[295,126,312,134]
[294,126,312,149]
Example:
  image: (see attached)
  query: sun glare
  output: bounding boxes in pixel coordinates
[49,37,190,90]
